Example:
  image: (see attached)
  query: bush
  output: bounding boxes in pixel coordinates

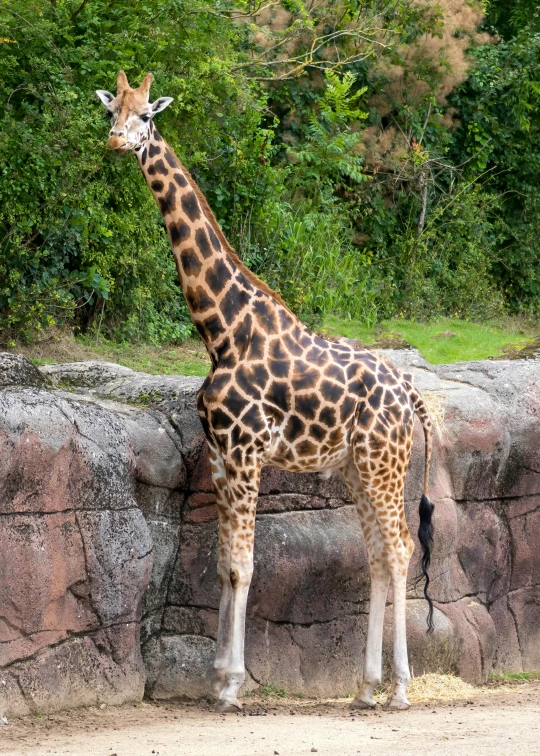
[0,0,279,342]
[366,185,505,321]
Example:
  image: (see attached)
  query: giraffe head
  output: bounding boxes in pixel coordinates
[96,71,173,153]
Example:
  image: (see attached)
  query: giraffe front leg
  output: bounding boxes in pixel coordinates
[205,447,235,702]
[214,551,254,712]
[211,513,234,702]
[214,460,261,713]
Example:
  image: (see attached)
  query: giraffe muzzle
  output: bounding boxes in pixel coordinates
[107,135,130,152]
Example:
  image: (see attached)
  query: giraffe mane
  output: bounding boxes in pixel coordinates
[178,161,291,311]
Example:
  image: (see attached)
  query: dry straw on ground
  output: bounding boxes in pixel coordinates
[376,673,478,703]
[246,673,531,708]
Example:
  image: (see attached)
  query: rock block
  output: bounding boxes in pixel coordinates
[0,379,157,717]
[144,635,216,700]
[0,353,45,388]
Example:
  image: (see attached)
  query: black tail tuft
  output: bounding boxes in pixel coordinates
[418,493,435,633]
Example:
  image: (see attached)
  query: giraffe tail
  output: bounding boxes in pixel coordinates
[405,376,435,633]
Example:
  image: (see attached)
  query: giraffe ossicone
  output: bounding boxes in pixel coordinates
[97,72,436,712]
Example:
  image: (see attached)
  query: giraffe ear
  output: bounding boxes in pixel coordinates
[150,97,174,115]
[96,90,115,107]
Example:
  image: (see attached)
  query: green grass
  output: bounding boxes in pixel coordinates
[74,337,211,376]
[489,671,540,682]
[257,684,288,699]
[10,315,538,376]
[14,333,211,377]
[244,684,303,699]
[322,315,536,364]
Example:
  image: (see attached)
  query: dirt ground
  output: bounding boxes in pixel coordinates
[1,681,539,756]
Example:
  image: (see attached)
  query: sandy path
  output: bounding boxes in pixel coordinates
[1,682,539,756]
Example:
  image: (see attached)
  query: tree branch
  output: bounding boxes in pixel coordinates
[70,0,88,21]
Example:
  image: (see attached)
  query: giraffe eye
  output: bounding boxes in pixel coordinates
[140,114,151,122]
[105,110,113,120]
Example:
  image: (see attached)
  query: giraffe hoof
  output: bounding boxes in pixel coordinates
[385,698,411,711]
[215,699,242,714]
[350,696,376,710]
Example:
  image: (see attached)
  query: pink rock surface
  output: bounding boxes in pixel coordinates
[2,352,540,714]
[0,378,169,716]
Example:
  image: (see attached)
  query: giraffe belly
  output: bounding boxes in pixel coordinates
[263,419,352,473]
[267,449,351,473]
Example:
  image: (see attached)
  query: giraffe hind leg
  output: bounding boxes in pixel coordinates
[385,505,415,710]
[342,460,390,709]
[349,423,415,710]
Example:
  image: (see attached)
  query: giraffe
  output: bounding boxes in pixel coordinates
[96,72,435,713]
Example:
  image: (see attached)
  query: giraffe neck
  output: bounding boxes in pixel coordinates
[136,124,292,363]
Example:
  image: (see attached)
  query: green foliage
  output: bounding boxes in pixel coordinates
[287,73,369,193]
[486,0,540,38]
[375,185,504,320]
[266,204,376,323]
[0,0,273,341]
[449,24,540,313]
[257,71,375,323]
[2,0,540,349]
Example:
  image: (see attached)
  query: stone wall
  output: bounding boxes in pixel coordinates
[0,351,538,716]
